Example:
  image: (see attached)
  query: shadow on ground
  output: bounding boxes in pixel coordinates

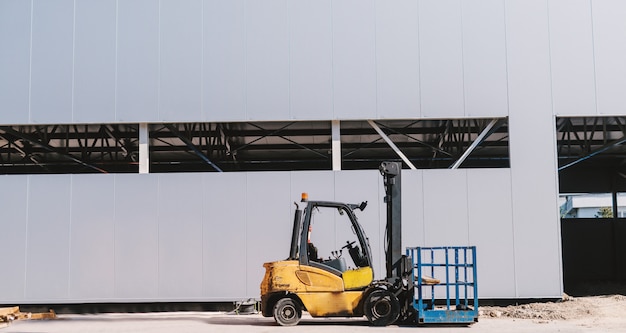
[206,315,369,327]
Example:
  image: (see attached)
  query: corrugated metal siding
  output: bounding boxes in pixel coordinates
[1,0,621,122]
[1,169,531,303]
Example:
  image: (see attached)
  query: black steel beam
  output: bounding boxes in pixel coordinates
[164,124,223,172]
[0,126,108,174]
[558,136,626,171]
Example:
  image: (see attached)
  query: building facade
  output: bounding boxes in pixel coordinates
[1,0,624,304]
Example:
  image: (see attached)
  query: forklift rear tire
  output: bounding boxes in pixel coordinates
[273,298,302,326]
[364,289,400,326]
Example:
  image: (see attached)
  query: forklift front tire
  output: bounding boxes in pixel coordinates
[364,289,400,326]
[273,298,302,326]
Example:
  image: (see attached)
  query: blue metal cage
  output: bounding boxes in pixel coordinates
[406,246,478,324]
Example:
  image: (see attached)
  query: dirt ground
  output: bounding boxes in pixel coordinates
[479,294,626,332]
[2,295,626,333]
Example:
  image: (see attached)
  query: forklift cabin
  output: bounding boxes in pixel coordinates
[260,195,377,325]
[300,198,372,278]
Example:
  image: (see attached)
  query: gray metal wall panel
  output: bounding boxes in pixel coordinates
[157,174,203,299]
[0,176,28,302]
[0,0,30,124]
[290,171,335,205]
[400,171,425,249]
[115,0,159,122]
[0,168,528,302]
[2,0,626,124]
[245,0,289,121]
[114,174,159,300]
[73,0,116,123]
[419,0,464,118]
[29,0,73,123]
[291,172,335,258]
[334,170,383,278]
[467,169,515,298]
[25,176,71,301]
[245,172,292,296]
[159,0,203,121]
[332,0,377,119]
[202,173,247,299]
[69,175,115,299]
[592,0,626,115]
[202,0,246,121]
[289,0,333,120]
[461,0,508,117]
[375,0,420,119]
[548,0,596,116]
[422,170,469,246]
[506,0,562,298]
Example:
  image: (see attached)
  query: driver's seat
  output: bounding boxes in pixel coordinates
[342,266,373,290]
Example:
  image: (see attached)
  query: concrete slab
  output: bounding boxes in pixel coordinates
[0,312,620,333]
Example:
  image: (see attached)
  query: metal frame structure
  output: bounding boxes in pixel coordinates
[0,124,138,174]
[0,119,510,174]
[407,246,478,325]
[556,117,626,172]
[342,119,508,170]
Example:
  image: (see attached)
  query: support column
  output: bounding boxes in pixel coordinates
[332,120,341,171]
[139,123,149,174]
[506,0,562,297]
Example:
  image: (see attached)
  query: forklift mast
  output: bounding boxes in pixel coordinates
[379,161,402,279]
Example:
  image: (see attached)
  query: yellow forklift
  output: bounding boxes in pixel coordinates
[260,162,478,326]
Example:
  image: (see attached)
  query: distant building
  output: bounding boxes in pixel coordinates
[561,194,626,218]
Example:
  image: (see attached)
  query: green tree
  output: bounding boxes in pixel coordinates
[596,207,613,218]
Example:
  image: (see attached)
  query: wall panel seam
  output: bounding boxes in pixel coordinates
[465,169,470,245]
[502,0,511,118]
[459,0,467,117]
[71,0,76,122]
[244,173,249,296]
[244,0,248,119]
[27,0,33,122]
[114,0,119,121]
[502,0,518,298]
[200,0,205,122]
[330,0,335,118]
[416,0,423,117]
[419,171,425,245]
[287,0,291,119]
[23,176,30,300]
[373,0,379,118]
[589,0,598,115]
[68,176,73,299]
[112,175,117,297]
[545,0,555,117]
[201,174,206,296]
[157,0,162,120]
[156,175,161,296]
